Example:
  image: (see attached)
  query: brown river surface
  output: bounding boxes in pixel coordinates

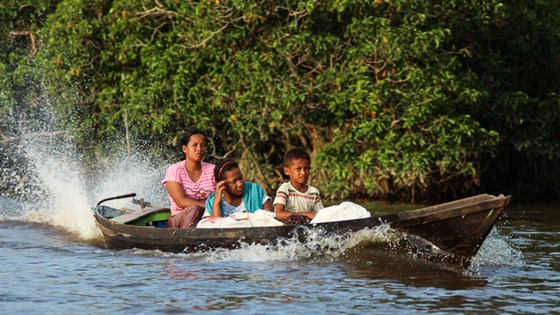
[0,130,558,314]
[1,196,558,314]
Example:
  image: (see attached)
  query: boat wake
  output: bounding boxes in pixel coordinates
[121,224,522,274]
[120,225,401,264]
[195,225,397,263]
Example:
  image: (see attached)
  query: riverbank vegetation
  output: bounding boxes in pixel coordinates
[1,0,559,202]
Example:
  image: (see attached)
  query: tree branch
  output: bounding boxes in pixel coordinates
[9,31,37,57]
[182,23,230,49]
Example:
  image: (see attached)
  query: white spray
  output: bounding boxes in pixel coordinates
[1,96,168,240]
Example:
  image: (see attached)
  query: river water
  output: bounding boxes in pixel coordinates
[0,129,559,314]
[1,195,558,314]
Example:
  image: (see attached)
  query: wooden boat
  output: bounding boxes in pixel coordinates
[93,193,511,270]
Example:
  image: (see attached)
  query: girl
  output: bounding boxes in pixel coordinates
[205,160,274,217]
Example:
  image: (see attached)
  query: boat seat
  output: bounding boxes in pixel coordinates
[110,206,171,227]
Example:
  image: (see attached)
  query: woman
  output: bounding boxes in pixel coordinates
[162,128,216,228]
[205,159,274,217]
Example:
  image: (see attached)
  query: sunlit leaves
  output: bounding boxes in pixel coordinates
[3,0,559,200]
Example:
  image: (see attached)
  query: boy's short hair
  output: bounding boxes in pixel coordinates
[284,147,310,166]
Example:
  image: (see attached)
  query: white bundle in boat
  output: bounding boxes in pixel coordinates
[310,202,371,224]
[197,210,283,228]
[196,202,370,228]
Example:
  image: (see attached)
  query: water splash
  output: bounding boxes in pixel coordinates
[468,228,525,274]
[123,224,523,274]
[0,96,167,240]
[18,132,98,238]
[7,137,168,240]
[172,225,399,263]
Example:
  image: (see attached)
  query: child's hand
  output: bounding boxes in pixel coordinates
[215,180,227,197]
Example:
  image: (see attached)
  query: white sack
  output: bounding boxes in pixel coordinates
[196,210,283,228]
[310,201,371,224]
[249,210,284,227]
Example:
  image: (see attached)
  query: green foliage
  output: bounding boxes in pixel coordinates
[2,0,559,201]
[0,0,61,132]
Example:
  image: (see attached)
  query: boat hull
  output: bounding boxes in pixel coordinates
[94,194,510,270]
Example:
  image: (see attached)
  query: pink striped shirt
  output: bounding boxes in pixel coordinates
[162,161,216,216]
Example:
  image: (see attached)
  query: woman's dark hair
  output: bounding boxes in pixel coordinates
[178,128,207,161]
[214,159,239,182]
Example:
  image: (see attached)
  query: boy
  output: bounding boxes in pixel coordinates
[274,147,324,222]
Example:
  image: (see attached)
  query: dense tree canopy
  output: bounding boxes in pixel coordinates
[1,0,559,202]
